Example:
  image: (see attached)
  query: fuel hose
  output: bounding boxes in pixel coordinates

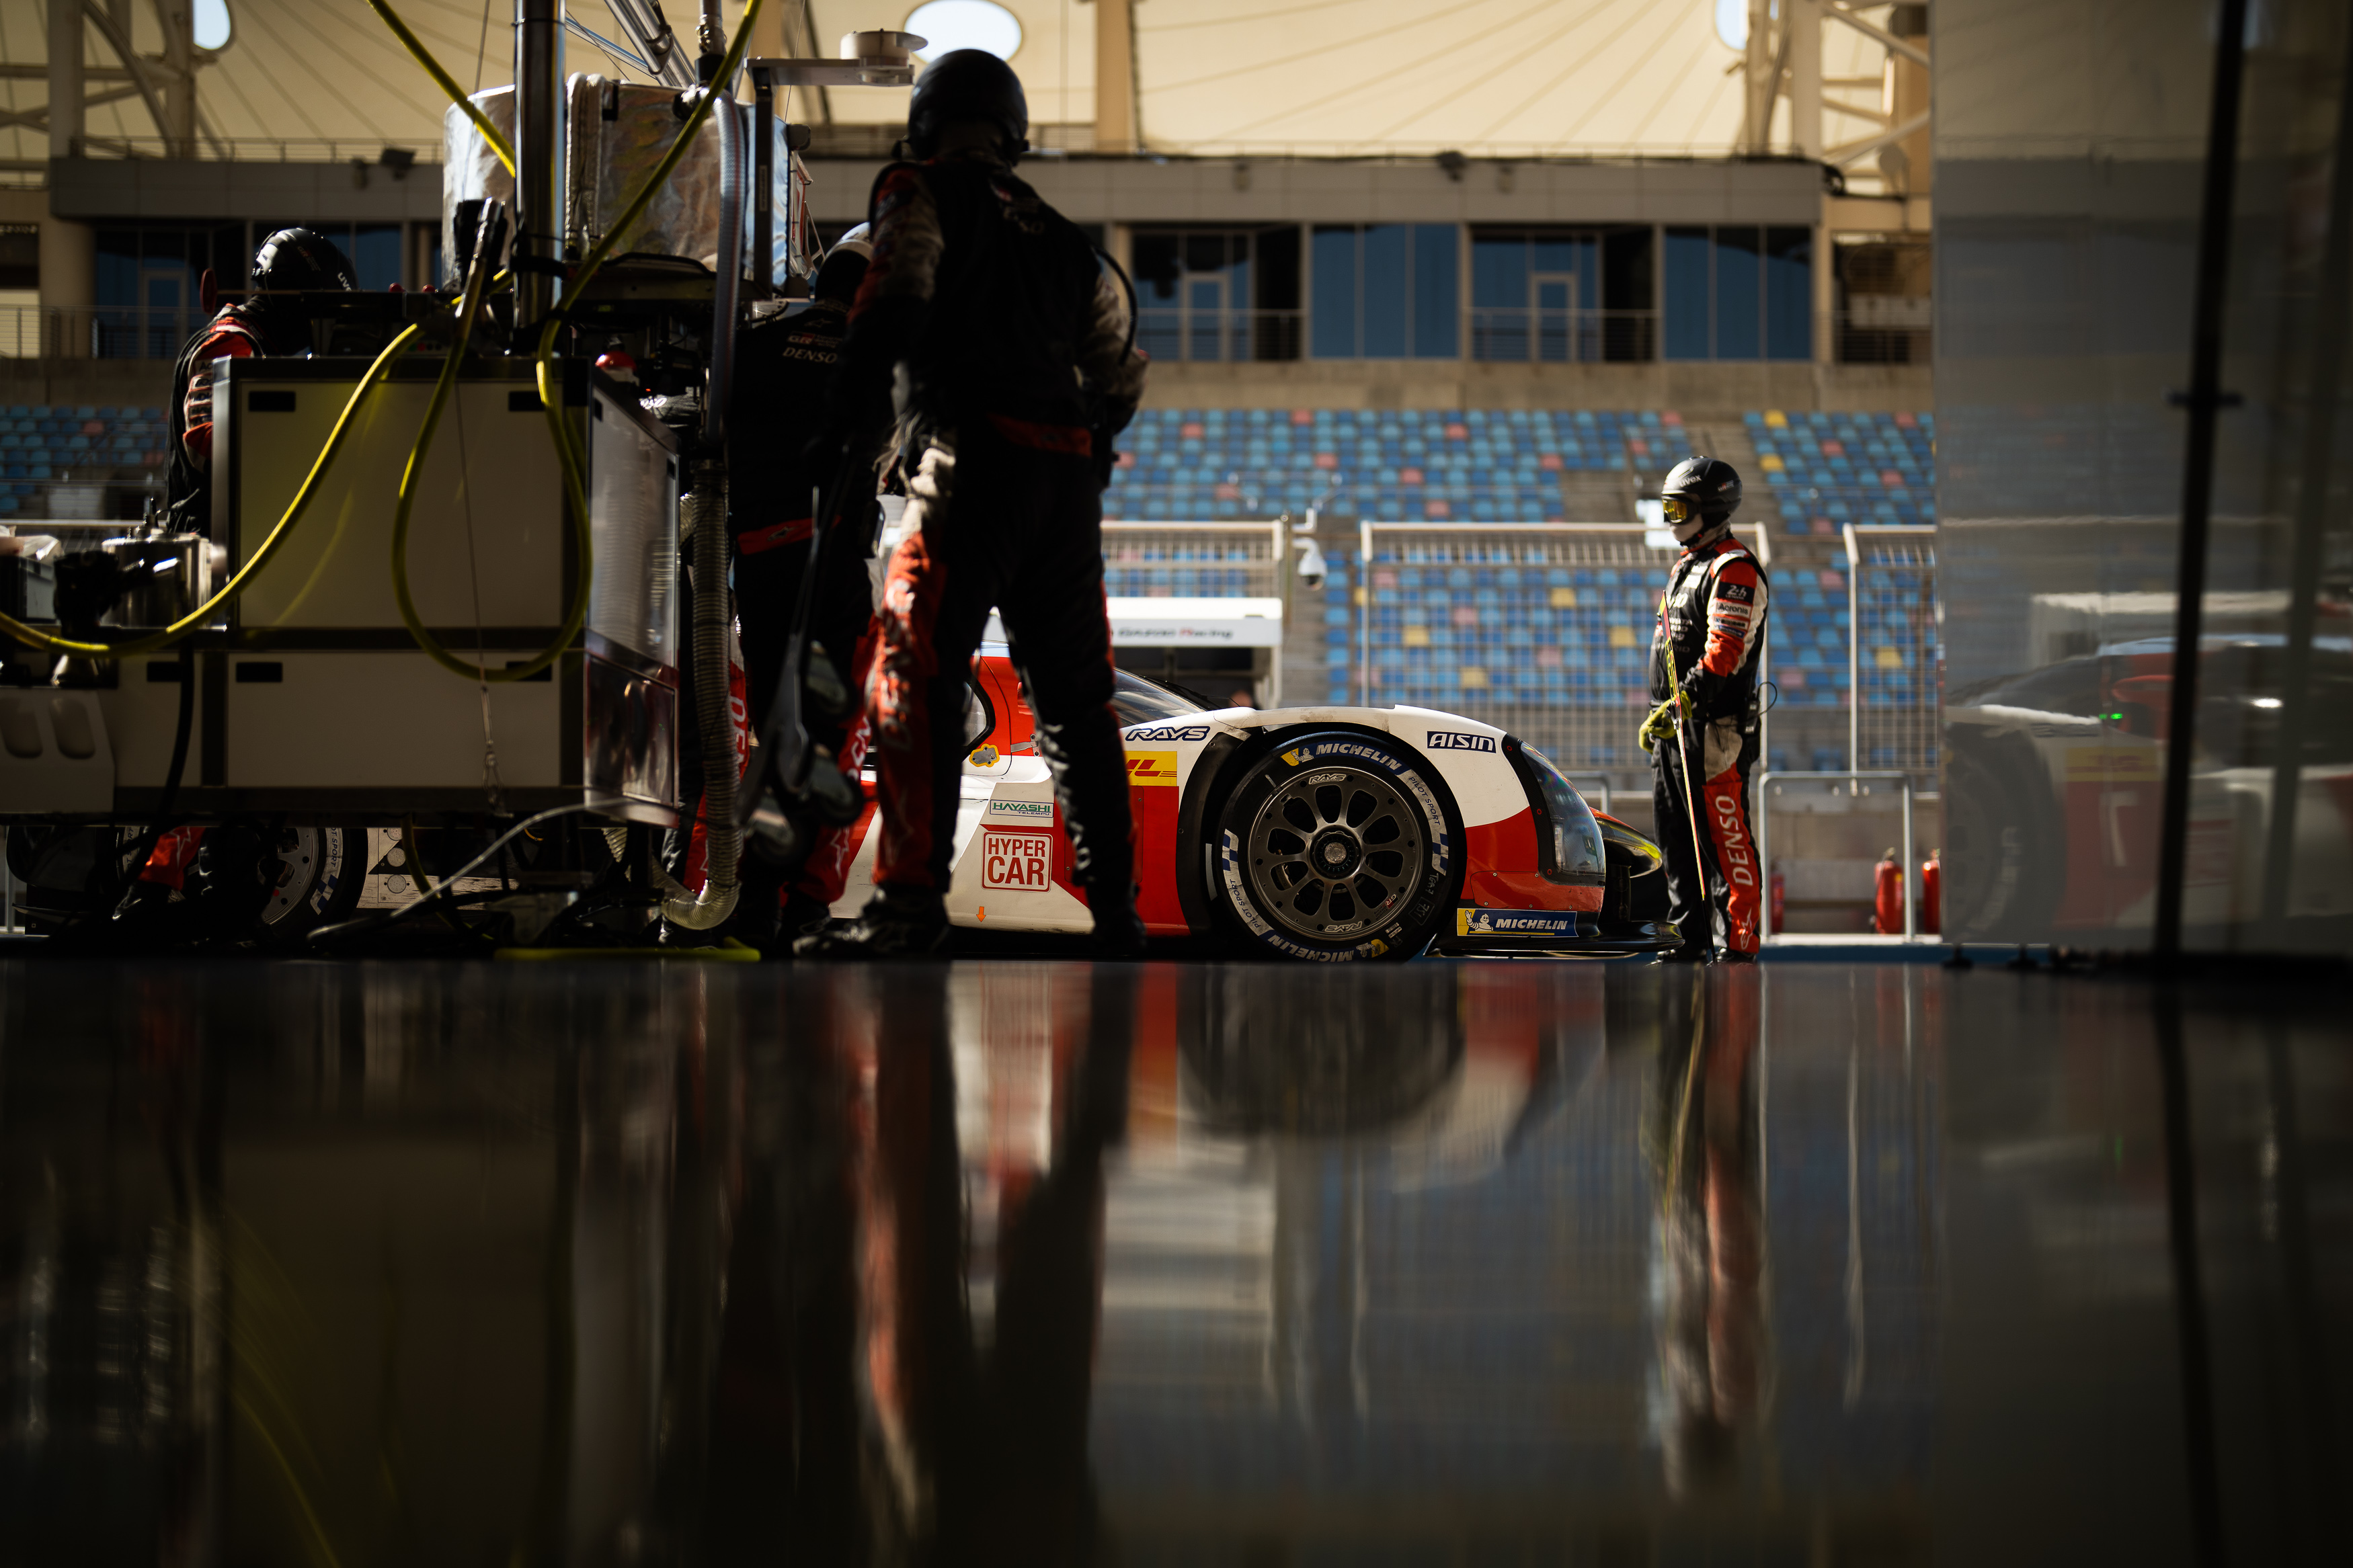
[0,322,424,659]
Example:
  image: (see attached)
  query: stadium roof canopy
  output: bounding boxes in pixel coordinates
[0,0,1895,166]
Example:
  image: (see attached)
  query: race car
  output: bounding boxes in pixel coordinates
[826,647,1675,960]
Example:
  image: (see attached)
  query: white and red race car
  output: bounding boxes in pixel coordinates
[822,648,1675,961]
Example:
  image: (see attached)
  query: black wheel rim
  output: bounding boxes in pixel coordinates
[1244,764,1425,941]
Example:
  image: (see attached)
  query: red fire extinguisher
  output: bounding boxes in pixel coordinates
[1872,850,1905,935]
[1769,868,1786,934]
[1920,849,1942,936]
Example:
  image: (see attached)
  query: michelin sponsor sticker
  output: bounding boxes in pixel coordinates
[1455,908,1586,939]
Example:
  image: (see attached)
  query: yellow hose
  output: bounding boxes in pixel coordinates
[376,0,768,684]
[0,323,424,659]
[365,0,516,177]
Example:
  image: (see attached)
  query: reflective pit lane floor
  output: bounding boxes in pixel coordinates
[1,957,2345,1567]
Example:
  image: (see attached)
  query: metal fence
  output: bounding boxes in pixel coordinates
[1135,309,1304,365]
[1101,520,1290,601]
[1467,307,1659,364]
[0,306,210,360]
[1845,524,1938,782]
[1353,522,1771,778]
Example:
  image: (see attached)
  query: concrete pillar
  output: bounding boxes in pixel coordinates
[1743,0,1773,153]
[1093,0,1134,155]
[1883,4,1931,196]
[47,0,83,160]
[159,0,197,158]
[1788,0,1821,159]
[40,213,95,359]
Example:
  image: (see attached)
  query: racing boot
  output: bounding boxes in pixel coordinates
[1089,897,1148,961]
[777,889,836,948]
[792,885,951,960]
[1650,944,1710,965]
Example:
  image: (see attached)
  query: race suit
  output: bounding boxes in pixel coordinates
[835,149,1149,907]
[722,296,881,910]
[165,304,270,538]
[1649,524,1770,954]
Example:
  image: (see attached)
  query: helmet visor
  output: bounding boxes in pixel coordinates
[1661,494,1696,524]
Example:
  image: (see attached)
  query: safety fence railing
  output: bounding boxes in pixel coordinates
[1134,308,1305,365]
[1845,524,1938,785]
[1466,307,1659,365]
[1834,300,1932,365]
[0,306,216,361]
[1101,520,1290,602]
[1353,522,1771,785]
[56,134,444,165]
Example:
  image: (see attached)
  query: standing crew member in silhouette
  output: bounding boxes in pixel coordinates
[799,49,1150,959]
[1640,457,1770,962]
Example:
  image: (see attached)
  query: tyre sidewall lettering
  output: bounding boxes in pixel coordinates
[1217,734,1454,960]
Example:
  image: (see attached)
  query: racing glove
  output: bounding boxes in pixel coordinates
[1637,690,1694,754]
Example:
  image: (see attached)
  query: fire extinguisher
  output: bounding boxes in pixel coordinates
[1769,867,1786,934]
[1920,849,1942,936]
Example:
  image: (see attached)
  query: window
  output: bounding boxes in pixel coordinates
[1470,227,1654,362]
[1131,227,1300,362]
[1663,225,1813,362]
[1310,224,1458,360]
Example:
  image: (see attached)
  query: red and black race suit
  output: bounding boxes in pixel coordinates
[1648,528,1771,954]
[869,429,1133,902]
[165,304,270,538]
[838,147,1149,913]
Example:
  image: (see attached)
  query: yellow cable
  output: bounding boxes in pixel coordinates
[0,323,424,659]
[376,0,769,683]
[364,0,516,177]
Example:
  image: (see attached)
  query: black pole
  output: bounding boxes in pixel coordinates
[2153,0,2253,960]
[2256,16,2353,928]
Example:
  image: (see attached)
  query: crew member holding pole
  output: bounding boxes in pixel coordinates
[1640,458,1770,963]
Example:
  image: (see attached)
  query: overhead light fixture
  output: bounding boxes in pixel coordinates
[903,1,1023,63]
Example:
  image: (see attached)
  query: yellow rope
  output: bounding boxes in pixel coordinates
[364,0,516,176]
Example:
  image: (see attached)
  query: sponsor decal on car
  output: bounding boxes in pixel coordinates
[1455,907,1590,939]
[1125,749,1182,787]
[984,798,1055,822]
[1125,724,1213,742]
[1425,731,1498,752]
[981,829,1054,891]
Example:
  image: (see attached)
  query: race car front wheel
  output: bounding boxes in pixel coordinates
[1212,729,1460,961]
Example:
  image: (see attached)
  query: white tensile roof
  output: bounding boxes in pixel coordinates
[0,0,1898,166]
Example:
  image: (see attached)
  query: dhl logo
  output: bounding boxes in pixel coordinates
[1125,749,1181,787]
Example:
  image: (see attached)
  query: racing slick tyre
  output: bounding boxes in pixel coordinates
[257,826,364,946]
[1211,729,1462,962]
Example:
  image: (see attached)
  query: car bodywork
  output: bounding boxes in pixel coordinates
[827,649,1674,958]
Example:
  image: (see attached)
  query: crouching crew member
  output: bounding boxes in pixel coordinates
[167,228,356,536]
[799,49,1150,960]
[1641,457,1769,962]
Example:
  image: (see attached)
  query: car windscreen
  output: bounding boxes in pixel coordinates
[1111,668,1205,727]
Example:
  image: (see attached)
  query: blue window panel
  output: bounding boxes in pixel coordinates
[354,224,402,290]
[1664,227,1710,360]
[1765,226,1811,360]
[1311,228,1357,358]
[1363,225,1410,357]
[1413,224,1458,358]
[1472,234,1526,309]
[1714,226,1761,360]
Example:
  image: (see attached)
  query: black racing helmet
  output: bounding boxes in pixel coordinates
[1660,455,1743,526]
[251,226,358,296]
[906,49,1028,162]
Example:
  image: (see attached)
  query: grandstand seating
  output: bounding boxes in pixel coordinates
[1094,406,1933,723]
[0,405,170,517]
[1105,407,1675,522]
[1746,409,1935,534]
[1320,556,1856,715]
